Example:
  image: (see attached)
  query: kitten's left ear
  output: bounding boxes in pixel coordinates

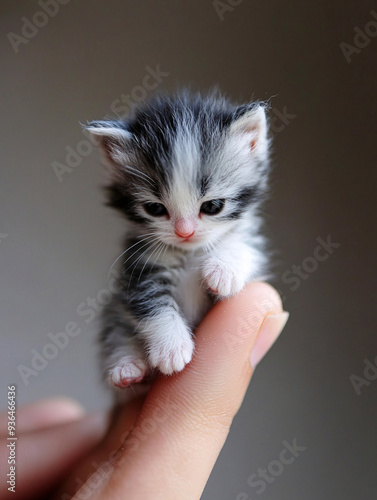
[229,104,269,158]
[85,120,133,168]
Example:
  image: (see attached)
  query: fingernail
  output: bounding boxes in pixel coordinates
[250,312,289,369]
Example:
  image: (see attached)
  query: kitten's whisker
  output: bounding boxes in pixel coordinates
[158,242,169,269]
[147,241,166,278]
[122,239,161,291]
[202,241,212,254]
[108,235,156,278]
[161,242,169,263]
[122,237,160,268]
[153,240,166,263]
[137,242,164,285]
[126,247,155,289]
[207,235,221,253]
[127,244,160,292]
[209,240,216,252]
[136,232,159,238]
[126,240,160,286]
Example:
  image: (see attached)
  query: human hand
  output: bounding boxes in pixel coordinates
[1,282,288,500]
[0,397,108,499]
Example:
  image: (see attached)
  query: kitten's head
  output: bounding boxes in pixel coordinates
[87,91,270,251]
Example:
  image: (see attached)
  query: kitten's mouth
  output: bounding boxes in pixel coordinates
[171,236,200,249]
[176,240,194,247]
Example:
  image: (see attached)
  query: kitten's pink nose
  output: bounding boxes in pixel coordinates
[175,218,196,239]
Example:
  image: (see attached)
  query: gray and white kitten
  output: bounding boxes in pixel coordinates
[87,91,271,389]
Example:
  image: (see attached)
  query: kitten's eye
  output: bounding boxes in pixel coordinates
[200,199,225,215]
[144,202,168,217]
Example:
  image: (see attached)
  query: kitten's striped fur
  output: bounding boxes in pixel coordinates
[87,91,271,388]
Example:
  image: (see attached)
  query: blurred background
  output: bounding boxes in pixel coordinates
[1,1,376,498]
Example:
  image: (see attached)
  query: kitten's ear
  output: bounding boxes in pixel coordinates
[228,104,268,158]
[85,120,133,168]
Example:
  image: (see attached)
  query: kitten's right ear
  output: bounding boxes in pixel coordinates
[228,104,269,160]
[85,120,133,169]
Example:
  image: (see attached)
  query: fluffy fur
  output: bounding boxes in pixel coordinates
[87,91,271,388]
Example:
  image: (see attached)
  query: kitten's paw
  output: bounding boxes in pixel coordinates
[203,260,245,297]
[109,355,148,388]
[147,324,194,375]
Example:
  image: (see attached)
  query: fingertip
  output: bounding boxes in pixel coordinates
[200,281,283,355]
[40,397,86,418]
[240,281,284,314]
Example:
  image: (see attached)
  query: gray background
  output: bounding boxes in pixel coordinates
[1,1,376,499]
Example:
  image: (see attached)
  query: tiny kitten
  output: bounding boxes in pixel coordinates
[86,91,271,389]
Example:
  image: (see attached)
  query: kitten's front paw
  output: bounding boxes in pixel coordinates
[203,260,246,297]
[147,321,194,375]
[109,355,148,388]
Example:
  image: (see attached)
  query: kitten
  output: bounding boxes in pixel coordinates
[86,91,271,389]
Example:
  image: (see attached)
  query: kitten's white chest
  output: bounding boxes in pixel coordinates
[176,258,212,329]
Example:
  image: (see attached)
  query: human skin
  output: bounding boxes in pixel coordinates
[0,282,288,500]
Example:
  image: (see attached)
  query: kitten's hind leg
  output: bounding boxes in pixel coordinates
[109,350,149,388]
[100,324,149,388]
